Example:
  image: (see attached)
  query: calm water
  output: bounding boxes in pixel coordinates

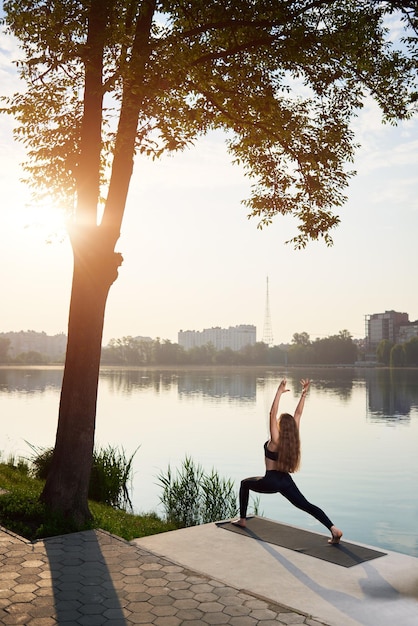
[1,366,418,557]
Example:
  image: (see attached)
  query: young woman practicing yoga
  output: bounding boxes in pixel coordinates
[233,378,343,544]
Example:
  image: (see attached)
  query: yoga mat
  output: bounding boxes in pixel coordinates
[216,517,386,568]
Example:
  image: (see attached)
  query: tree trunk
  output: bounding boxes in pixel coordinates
[40,227,122,524]
[40,0,156,525]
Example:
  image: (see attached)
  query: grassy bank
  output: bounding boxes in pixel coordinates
[0,463,176,541]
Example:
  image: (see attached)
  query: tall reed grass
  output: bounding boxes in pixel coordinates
[28,443,138,510]
[157,456,241,528]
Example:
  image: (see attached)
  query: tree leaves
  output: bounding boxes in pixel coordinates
[2,0,417,246]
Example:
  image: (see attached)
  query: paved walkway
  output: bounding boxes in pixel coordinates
[0,525,328,626]
[134,521,418,626]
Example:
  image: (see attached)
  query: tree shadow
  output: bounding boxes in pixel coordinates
[43,529,127,625]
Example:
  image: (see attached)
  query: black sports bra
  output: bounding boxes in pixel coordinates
[264,440,278,462]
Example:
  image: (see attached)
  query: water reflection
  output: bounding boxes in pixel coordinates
[98,368,258,401]
[2,366,417,556]
[364,368,418,422]
[0,367,63,394]
[2,368,418,420]
[285,368,355,401]
[177,372,256,400]
[99,369,178,395]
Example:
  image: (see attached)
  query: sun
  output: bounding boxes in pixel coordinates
[5,200,68,243]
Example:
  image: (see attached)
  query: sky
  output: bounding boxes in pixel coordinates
[1,21,417,347]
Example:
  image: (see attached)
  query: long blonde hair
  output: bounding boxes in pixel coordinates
[277,413,301,473]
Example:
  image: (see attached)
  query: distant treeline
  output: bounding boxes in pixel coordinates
[100,331,418,367]
[376,337,418,367]
[2,330,418,367]
[100,331,360,366]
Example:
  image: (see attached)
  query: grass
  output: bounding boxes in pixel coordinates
[0,462,177,541]
[28,443,139,510]
[157,456,239,528]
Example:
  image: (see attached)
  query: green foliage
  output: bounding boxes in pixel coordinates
[288,329,358,365]
[157,456,240,528]
[0,462,175,541]
[376,339,394,365]
[2,1,417,247]
[89,445,138,510]
[390,343,406,367]
[5,454,30,475]
[201,470,237,525]
[29,444,138,509]
[101,337,288,366]
[14,351,48,365]
[388,337,418,367]
[157,457,204,528]
[89,505,176,541]
[29,446,53,479]
[404,337,418,366]
[292,332,311,347]
[100,332,362,366]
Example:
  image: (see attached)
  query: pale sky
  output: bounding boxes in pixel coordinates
[1,26,417,347]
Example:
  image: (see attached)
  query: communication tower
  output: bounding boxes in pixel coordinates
[262,276,274,346]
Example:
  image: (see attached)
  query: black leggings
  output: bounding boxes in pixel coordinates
[239,470,334,530]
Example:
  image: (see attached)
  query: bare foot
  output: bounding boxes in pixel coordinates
[328,526,343,544]
[231,518,246,528]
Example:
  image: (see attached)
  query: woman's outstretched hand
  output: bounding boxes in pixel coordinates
[278,379,290,394]
[301,379,310,395]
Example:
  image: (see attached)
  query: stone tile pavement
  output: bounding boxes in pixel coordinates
[0,526,329,626]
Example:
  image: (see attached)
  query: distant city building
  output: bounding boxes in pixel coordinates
[0,330,67,360]
[178,325,256,352]
[398,322,418,344]
[365,311,409,349]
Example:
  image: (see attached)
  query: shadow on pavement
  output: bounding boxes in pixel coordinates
[44,530,127,625]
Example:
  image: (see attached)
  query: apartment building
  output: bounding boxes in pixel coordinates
[178,324,256,352]
[366,310,409,349]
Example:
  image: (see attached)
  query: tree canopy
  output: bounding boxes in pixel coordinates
[3,1,417,248]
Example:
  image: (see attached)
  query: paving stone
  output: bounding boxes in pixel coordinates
[148,594,175,606]
[223,604,252,617]
[198,600,225,613]
[150,604,178,617]
[229,616,257,626]
[202,612,230,624]
[194,591,219,602]
[250,607,281,620]
[172,597,199,610]
[278,612,309,624]
[0,527,332,626]
[152,617,181,626]
[11,592,37,603]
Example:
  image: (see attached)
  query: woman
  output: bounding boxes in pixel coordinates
[233,378,343,544]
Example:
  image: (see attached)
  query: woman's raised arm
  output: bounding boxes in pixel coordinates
[269,379,289,443]
[293,379,310,429]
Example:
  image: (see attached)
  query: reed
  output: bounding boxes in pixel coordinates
[157,456,239,527]
[28,443,138,510]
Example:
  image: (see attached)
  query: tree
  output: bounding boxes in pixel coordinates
[312,330,357,364]
[0,337,11,363]
[292,332,311,347]
[376,339,393,365]
[404,336,418,366]
[154,339,186,365]
[2,1,417,524]
[390,343,406,367]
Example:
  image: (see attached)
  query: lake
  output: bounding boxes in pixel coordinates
[1,365,417,557]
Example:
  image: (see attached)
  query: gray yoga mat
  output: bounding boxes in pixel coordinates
[216,517,386,568]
